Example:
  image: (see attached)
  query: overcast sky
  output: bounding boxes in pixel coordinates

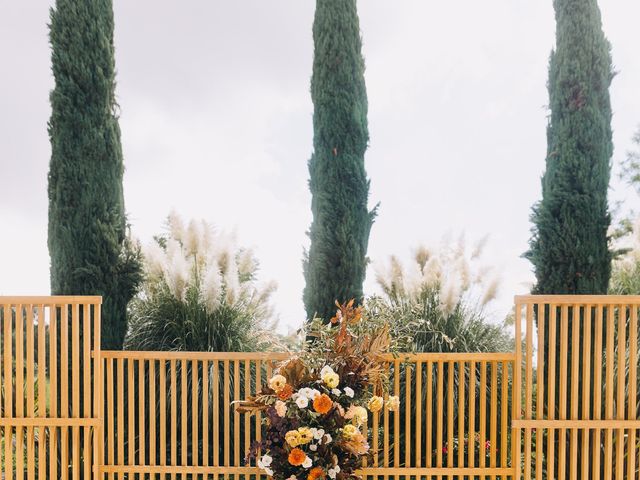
[1,1,639,332]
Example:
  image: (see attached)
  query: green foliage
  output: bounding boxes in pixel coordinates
[621,126,640,193]
[370,239,513,354]
[47,0,142,350]
[526,0,614,295]
[126,213,278,352]
[303,0,377,323]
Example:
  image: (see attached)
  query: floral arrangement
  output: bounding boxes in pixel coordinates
[236,300,401,480]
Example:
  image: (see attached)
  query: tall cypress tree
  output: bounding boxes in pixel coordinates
[303,0,377,322]
[526,0,612,476]
[527,0,613,295]
[48,0,141,350]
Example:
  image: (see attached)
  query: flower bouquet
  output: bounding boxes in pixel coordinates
[235,300,401,480]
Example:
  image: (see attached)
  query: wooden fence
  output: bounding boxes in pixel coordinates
[0,295,639,479]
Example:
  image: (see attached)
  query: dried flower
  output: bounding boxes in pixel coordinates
[367,396,384,413]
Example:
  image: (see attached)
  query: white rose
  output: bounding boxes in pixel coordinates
[331,388,341,396]
[260,454,272,467]
[323,433,333,444]
[302,456,313,469]
[265,468,274,476]
[287,476,297,480]
[295,396,309,409]
[344,387,354,398]
[275,400,287,417]
[299,387,313,399]
[309,444,317,451]
[313,428,325,440]
[328,469,337,479]
[309,389,321,400]
[320,365,334,377]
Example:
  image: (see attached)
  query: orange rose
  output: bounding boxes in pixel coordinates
[278,384,293,400]
[313,393,333,415]
[308,467,325,480]
[288,448,306,466]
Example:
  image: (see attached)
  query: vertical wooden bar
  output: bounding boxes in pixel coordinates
[604,305,614,480]
[128,359,135,465]
[16,305,24,478]
[469,360,476,469]
[372,364,379,468]
[150,359,156,466]
[404,360,412,468]
[107,358,115,476]
[436,361,443,468]
[536,303,545,480]
[61,305,69,420]
[615,305,625,480]
[255,359,261,447]
[224,359,230,475]
[140,358,147,465]
[593,304,603,480]
[628,306,638,480]
[26,306,34,418]
[203,359,209,467]
[213,359,220,467]
[548,304,557,480]
[524,303,533,480]
[394,359,400,469]
[415,360,422,468]
[458,360,465,469]
[581,305,592,480]
[181,359,188,466]
[117,359,126,476]
[558,304,569,480]
[426,360,433,470]
[234,359,240,468]
[49,305,58,480]
[193,360,199,466]
[4,304,14,480]
[160,359,167,467]
[82,304,91,480]
[501,360,509,469]
[447,361,454,468]
[93,304,102,480]
[245,360,251,463]
[480,361,487,469]
[71,304,80,480]
[490,360,498,474]
[513,301,522,480]
[569,305,580,480]
[383,362,390,474]
[171,360,177,477]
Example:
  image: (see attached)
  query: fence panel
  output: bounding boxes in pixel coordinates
[514,295,640,480]
[100,351,515,480]
[0,296,102,480]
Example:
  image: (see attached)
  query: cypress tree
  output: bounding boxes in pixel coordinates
[48,0,141,351]
[526,0,613,476]
[303,0,377,322]
[527,0,613,295]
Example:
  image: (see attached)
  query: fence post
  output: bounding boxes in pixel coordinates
[513,299,522,480]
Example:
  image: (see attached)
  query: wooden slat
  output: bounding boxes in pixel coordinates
[394,359,400,469]
[446,360,453,468]
[548,304,557,479]
[536,303,544,480]
[415,360,422,468]
[181,359,188,466]
[593,304,604,480]
[49,306,58,480]
[558,304,569,480]
[193,359,199,466]
[436,361,443,468]
[82,304,91,480]
[581,305,592,480]
[604,305,614,480]
[628,306,638,480]
[457,360,464,469]
[140,358,147,465]
[150,359,156,466]
[425,361,434,467]
[469,360,475,469]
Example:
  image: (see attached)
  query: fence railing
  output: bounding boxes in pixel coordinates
[2,295,640,479]
[98,351,515,478]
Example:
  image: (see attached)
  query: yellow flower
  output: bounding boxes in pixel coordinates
[322,372,339,389]
[269,374,287,393]
[297,427,314,444]
[386,395,400,412]
[352,406,368,425]
[342,424,359,438]
[367,396,384,413]
[285,430,301,447]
